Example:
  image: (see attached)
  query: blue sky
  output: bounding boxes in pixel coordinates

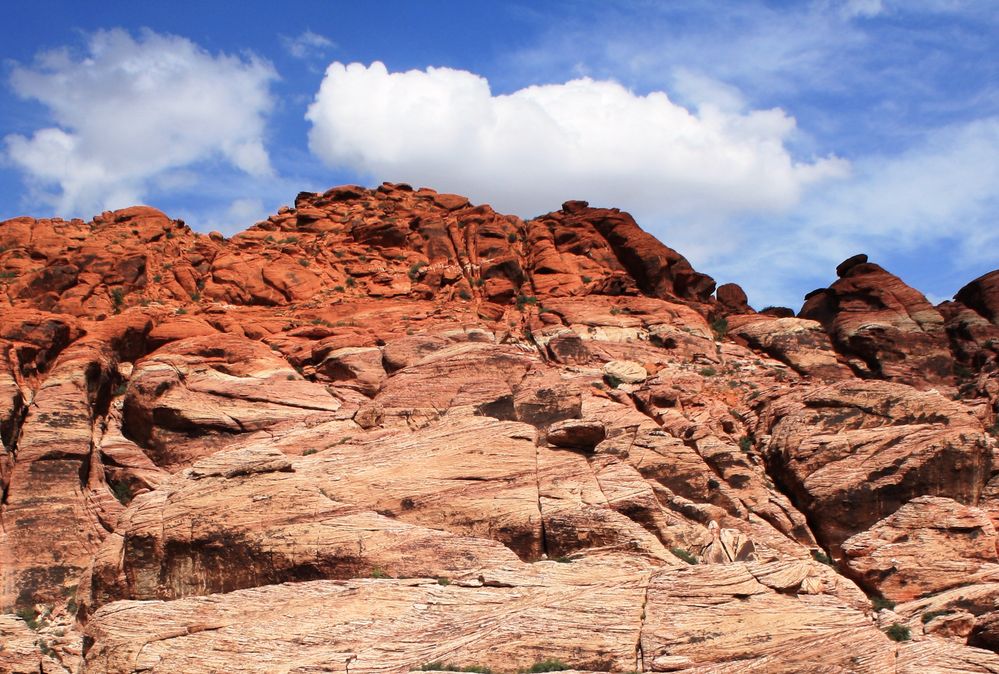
[1,1,997,309]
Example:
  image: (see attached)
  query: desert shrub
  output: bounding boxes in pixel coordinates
[710,317,728,340]
[521,660,570,673]
[515,295,538,311]
[670,548,698,565]
[408,261,427,280]
[921,609,954,623]
[738,436,753,453]
[111,288,125,312]
[871,596,896,611]
[811,549,834,566]
[420,664,492,674]
[699,367,717,377]
[16,607,41,630]
[885,623,911,642]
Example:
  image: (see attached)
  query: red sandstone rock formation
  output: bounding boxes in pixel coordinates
[1,185,998,673]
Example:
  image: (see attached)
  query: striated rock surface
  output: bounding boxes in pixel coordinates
[2,185,999,671]
[757,379,992,553]
[842,496,999,601]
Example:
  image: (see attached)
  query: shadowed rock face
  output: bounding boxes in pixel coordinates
[1,186,999,673]
[799,260,955,388]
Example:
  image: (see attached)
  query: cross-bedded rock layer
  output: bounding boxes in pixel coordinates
[1,184,998,673]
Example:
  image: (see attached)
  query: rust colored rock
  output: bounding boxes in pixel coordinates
[5,184,999,672]
[716,282,751,314]
[761,305,795,318]
[957,269,999,326]
[800,258,955,388]
[835,252,868,277]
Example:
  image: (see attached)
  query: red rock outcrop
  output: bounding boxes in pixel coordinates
[3,186,999,672]
[800,255,956,388]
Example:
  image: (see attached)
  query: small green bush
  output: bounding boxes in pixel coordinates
[581,275,592,284]
[699,367,717,377]
[811,549,834,566]
[16,607,41,630]
[436,577,451,586]
[670,547,698,565]
[921,609,954,624]
[458,289,472,300]
[871,596,896,612]
[885,623,911,642]
[420,663,492,674]
[507,232,518,243]
[111,288,125,312]
[299,258,310,267]
[302,449,317,456]
[370,568,389,579]
[346,277,357,288]
[408,261,427,280]
[710,317,728,340]
[521,660,570,673]
[738,436,753,453]
[515,295,538,311]
[111,481,131,505]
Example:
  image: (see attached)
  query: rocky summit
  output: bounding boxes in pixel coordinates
[1,182,998,674]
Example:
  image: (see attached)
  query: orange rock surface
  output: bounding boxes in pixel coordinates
[1,184,998,672]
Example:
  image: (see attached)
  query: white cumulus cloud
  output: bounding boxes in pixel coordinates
[305,61,848,221]
[4,28,277,216]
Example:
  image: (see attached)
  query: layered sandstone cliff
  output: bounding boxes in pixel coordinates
[1,183,998,673]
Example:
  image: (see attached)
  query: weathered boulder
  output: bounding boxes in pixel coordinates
[758,380,992,552]
[842,496,999,600]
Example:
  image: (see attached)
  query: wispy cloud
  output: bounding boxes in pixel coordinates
[4,28,277,219]
[281,30,336,60]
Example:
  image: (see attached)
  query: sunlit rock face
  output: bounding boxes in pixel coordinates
[1,184,998,673]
